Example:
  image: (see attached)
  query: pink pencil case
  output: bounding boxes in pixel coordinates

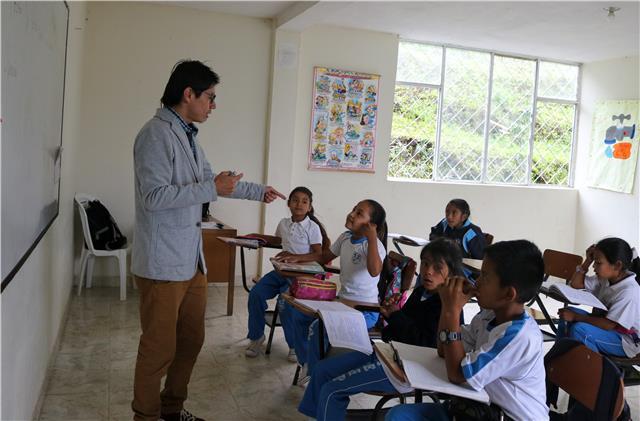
[290,277,337,301]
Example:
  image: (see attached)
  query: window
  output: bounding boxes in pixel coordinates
[389,41,580,186]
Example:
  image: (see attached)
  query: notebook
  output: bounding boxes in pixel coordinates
[391,341,490,404]
[542,282,607,310]
[270,259,325,275]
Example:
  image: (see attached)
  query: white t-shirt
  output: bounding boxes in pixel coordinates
[330,231,386,303]
[275,216,322,255]
[461,310,548,421]
[584,272,640,357]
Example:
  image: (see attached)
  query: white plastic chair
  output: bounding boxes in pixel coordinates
[75,193,130,300]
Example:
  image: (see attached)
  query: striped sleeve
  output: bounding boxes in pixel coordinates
[461,316,527,390]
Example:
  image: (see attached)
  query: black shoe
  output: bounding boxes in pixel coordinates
[160,409,205,421]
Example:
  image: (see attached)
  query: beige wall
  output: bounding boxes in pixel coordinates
[75,2,273,277]
[1,3,88,419]
[264,25,579,269]
[574,55,640,253]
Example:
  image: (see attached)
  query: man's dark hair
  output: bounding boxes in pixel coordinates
[161,60,219,107]
[484,239,544,303]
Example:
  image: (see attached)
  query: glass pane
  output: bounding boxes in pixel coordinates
[388,85,438,179]
[438,48,490,181]
[396,42,443,85]
[486,56,536,184]
[532,102,574,185]
[538,61,579,101]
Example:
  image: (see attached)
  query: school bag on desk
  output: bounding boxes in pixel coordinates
[85,200,127,250]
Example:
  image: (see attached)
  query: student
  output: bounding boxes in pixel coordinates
[429,198,485,259]
[557,237,640,358]
[386,240,548,421]
[284,199,388,375]
[298,238,465,421]
[245,186,330,360]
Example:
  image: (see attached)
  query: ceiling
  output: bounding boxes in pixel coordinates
[164,1,640,63]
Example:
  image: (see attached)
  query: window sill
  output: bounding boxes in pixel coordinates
[386,176,577,191]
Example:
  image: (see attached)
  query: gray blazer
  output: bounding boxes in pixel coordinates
[131,107,265,281]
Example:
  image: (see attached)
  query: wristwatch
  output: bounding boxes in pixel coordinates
[439,329,462,344]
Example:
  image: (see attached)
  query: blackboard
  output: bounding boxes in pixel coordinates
[1,1,70,290]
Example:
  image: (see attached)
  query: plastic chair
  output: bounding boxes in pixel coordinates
[74,193,129,300]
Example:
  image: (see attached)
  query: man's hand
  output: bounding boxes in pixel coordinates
[263,186,286,203]
[214,172,243,196]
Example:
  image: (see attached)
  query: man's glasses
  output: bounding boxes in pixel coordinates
[204,92,216,104]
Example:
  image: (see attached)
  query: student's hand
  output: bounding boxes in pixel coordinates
[362,222,378,241]
[558,308,582,322]
[263,186,286,203]
[438,276,472,310]
[214,171,244,196]
[274,251,302,263]
[584,244,596,266]
[380,294,402,318]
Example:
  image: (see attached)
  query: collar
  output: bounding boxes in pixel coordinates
[349,232,367,244]
[289,216,310,226]
[486,311,527,331]
[166,107,199,137]
[608,272,638,290]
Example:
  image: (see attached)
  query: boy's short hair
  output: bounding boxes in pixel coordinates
[161,60,219,107]
[484,239,544,303]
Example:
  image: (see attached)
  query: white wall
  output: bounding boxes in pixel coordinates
[574,55,640,253]
[0,3,87,419]
[74,2,273,278]
[264,25,579,268]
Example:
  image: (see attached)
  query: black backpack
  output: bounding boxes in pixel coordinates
[85,200,127,250]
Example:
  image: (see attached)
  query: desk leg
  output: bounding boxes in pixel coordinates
[535,295,558,336]
[226,246,236,316]
[240,247,250,293]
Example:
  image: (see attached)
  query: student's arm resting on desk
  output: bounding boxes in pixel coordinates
[438,277,472,384]
[135,129,216,211]
[275,244,323,263]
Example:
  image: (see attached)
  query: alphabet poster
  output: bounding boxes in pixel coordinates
[587,100,639,193]
[308,67,380,172]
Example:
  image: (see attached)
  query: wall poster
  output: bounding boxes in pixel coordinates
[308,67,380,173]
[587,100,639,193]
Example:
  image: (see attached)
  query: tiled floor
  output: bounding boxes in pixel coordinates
[39,284,639,421]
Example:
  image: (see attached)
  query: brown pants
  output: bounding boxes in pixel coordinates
[131,271,207,421]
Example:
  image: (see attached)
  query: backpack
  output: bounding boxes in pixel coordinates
[85,200,127,250]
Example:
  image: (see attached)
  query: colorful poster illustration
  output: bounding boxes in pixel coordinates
[587,100,639,193]
[308,67,380,172]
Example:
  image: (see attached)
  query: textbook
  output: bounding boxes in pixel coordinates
[390,341,490,404]
[543,282,607,310]
[389,233,429,246]
[295,299,373,355]
[270,259,325,275]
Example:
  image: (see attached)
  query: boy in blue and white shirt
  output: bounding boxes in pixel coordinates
[387,240,548,421]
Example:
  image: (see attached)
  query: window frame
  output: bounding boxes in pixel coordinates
[391,39,582,187]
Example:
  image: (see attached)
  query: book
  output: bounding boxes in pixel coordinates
[270,259,325,275]
[391,341,490,404]
[295,299,373,355]
[389,233,429,246]
[217,236,261,249]
[543,282,607,310]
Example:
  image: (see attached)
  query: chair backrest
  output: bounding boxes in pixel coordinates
[484,232,494,246]
[74,193,98,252]
[546,340,625,419]
[543,249,583,283]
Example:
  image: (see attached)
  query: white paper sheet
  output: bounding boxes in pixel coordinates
[547,283,607,310]
[392,342,490,404]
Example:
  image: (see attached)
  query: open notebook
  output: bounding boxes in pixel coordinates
[391,341,490,404]
[270,259,325,275]
[295,299,373,355]
[542,282,607,310]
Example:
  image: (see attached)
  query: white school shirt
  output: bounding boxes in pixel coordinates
[275,216,322,254]
[460,310,549,421]
[330,231,386,303]
[584,272,640,357]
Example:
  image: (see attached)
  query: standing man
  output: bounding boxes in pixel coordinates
[131,60,285,421]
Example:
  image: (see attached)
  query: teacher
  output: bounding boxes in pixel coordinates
[130,60,284,421]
